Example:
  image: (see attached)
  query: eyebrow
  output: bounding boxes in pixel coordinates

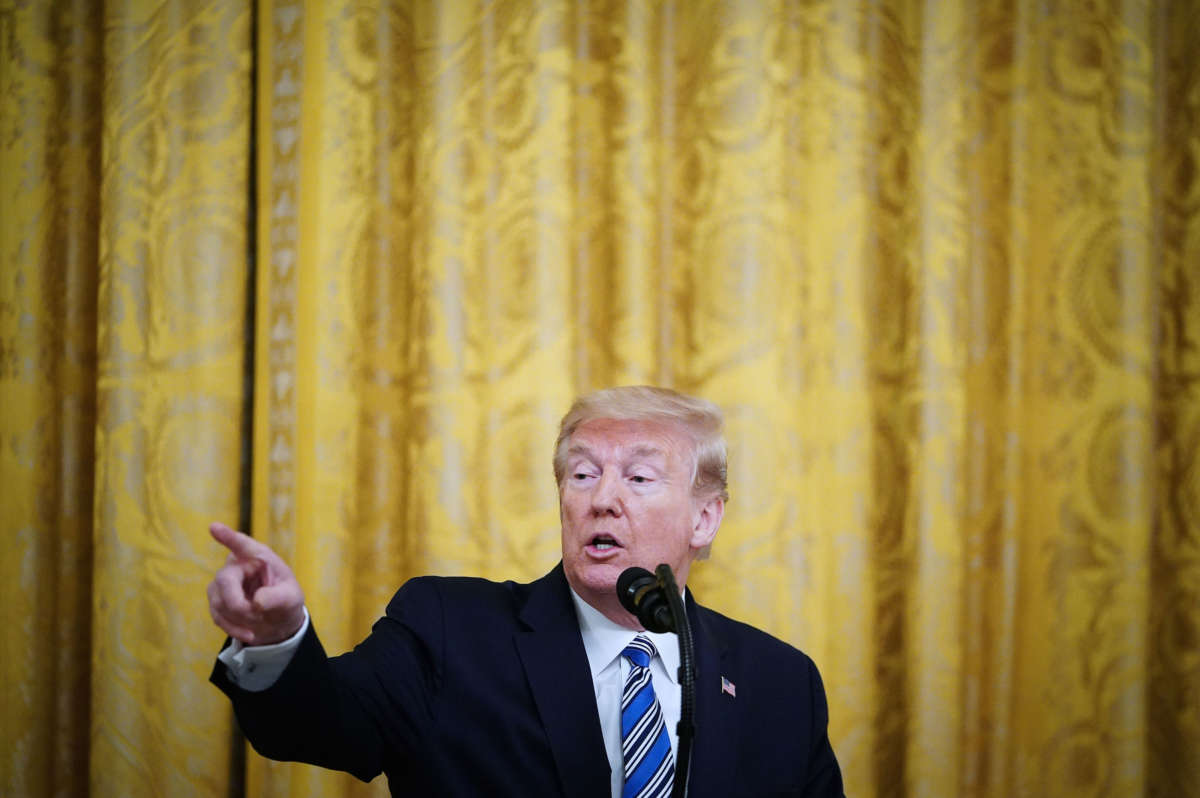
[627,445,667,460]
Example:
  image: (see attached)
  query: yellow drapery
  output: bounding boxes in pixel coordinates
[2,1,1198,797]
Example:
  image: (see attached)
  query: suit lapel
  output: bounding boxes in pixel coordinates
[514,564,611,798]
[686,595,739,796]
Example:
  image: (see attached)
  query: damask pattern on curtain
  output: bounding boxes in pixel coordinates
[3,1,252,795]
[2,1,1198,797]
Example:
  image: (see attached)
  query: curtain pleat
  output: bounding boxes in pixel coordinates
[90,1,252,795]
[1,2,102,795]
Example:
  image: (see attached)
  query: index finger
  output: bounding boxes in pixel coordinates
[209,521,269,561]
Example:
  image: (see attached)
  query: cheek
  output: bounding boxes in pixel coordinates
[560,494,587,524]
[641,506,684,539]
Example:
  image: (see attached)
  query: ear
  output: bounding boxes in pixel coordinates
[689,496,724,550]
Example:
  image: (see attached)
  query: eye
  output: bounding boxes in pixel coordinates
[630,475,650,484]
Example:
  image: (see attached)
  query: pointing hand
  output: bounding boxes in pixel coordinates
[206,522,306,646]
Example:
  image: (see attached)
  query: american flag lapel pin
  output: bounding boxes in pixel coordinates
[721,676,736,697]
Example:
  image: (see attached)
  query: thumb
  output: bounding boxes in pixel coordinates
[252,581,302,614]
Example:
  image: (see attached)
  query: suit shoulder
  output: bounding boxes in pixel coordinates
[693,602,818,670]
[384,573,533,619]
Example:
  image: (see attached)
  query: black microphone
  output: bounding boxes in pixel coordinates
[617,566,675,633]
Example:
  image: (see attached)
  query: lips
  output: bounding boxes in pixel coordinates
[585,534,623,556]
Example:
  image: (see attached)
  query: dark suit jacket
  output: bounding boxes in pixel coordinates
[211,563,844,796]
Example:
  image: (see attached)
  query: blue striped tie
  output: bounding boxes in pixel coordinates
[620,636,675,798]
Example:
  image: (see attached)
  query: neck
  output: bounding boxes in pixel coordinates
[580,590,643,630]
[573,581,689,631]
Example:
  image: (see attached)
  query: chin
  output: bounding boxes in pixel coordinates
[573,563,622,597]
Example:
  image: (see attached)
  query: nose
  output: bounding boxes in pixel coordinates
[590,469,623,516]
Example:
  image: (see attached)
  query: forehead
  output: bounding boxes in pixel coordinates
[568,417,694,461]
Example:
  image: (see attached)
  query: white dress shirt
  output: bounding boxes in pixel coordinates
[568,588,681,798]
[217,606,310,691]
[219,591,682,798]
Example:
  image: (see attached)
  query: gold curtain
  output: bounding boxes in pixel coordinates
[2,1,1198,797]
[2,0,253,795]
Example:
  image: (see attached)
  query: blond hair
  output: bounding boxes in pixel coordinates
[553,385,729,502]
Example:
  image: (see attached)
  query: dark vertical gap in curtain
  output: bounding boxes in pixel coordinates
[1146,4,1166,797]
[1147,3,1196,796]
[75,0,101,787]
[861,3,913,795]
[226,2,258,796]
[54,1,102,792]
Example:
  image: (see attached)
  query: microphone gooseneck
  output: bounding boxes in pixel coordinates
[616,564,696,798]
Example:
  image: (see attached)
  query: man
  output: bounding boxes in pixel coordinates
[209,386,844,796]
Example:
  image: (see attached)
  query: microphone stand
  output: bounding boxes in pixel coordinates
[655,564,694,798]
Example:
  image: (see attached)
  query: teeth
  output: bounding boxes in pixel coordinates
[593,542,615,550]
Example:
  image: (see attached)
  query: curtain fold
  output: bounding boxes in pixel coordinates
[2,1,1198,796]
[1,2,101,795]
[88,2,253,795]
[2,0,254,794]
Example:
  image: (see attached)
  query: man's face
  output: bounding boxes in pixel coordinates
[559,417,722,616]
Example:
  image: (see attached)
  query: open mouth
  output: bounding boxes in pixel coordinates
[588,534,621,551]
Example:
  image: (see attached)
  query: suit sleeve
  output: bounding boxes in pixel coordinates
[210,577,446,782]
[801,657,845,797]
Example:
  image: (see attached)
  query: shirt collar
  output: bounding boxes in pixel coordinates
[569,587,681,685]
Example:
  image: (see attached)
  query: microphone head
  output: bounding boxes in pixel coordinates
[616,566,674,633]
[617,567,657,616]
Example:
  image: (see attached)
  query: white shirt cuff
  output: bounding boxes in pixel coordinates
[217,606,310,692]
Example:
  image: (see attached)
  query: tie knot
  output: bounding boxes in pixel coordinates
[622,635,657,669]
